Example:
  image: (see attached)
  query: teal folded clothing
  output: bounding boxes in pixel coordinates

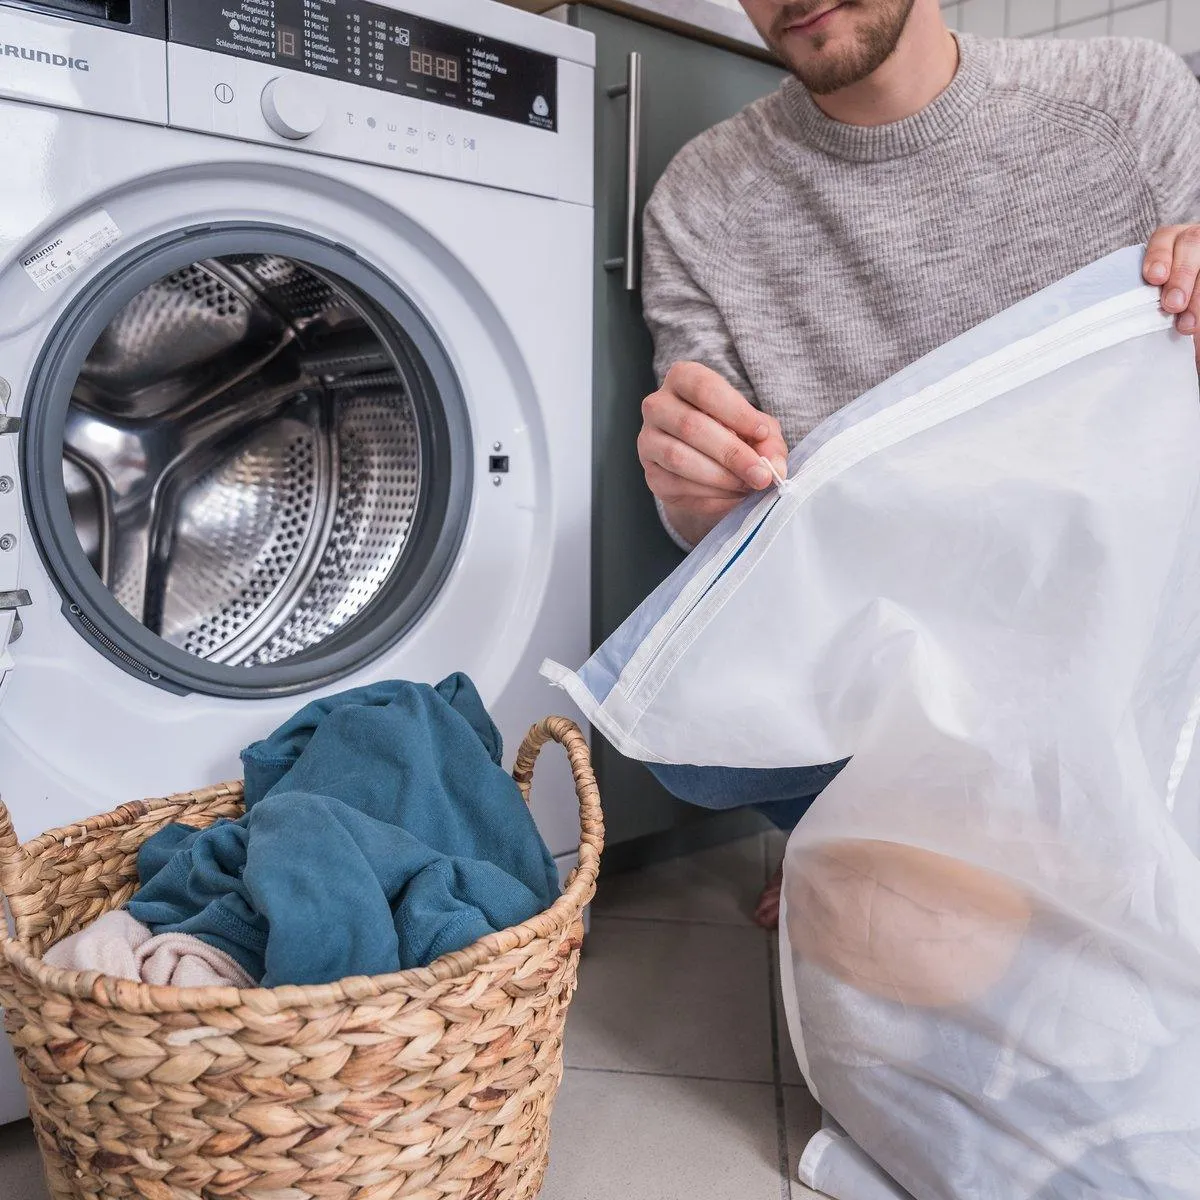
[127,675,561,986]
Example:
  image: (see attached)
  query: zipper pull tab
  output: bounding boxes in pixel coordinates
[760,456,789,492]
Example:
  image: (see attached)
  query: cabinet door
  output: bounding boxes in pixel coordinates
[571,5,785,846]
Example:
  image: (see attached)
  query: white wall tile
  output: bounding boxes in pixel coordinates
[940,0,1200,52]
[1169,0,1200,54]
[1060,0,1111,21]
[1008,0,1058,35]
[958,0,1008,36]
[1059,14,1113,34]
[1111,0,1169,39]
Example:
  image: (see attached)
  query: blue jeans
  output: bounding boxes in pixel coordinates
[648,760,849,832]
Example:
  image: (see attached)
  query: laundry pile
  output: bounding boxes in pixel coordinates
[45,675,560,989]
[545,247,1200,1199]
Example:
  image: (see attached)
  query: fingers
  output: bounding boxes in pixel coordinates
[664,361,773,444]
[639,427,751,494]
[1176,233,1200,337]
[752,425,790,478]
[642,460,747,504]
[639,362,791,544]
[1165,227,1200,334]
[643,381,775,491]
[1146,225,1200,335]
[1144,226,1179,288]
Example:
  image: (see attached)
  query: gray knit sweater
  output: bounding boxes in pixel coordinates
[642,33,1200,456]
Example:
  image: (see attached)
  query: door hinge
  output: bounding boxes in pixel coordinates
[0,415,19,436]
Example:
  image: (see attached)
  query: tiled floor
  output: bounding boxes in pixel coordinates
[543,828,825,1200]
[0,830,825,1200]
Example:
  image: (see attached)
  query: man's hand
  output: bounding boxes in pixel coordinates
[639,361,789,548]
[1144,226,1200,363]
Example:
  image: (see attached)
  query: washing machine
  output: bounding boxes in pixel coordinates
[0,0,594,1121]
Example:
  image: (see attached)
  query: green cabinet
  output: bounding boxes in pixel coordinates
[562,5,785,846]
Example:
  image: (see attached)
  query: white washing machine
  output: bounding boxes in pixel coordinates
[0,0,593,1121]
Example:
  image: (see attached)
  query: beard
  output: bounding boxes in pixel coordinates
[770,0,917,95]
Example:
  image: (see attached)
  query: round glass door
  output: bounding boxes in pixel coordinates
[22,226,472,696]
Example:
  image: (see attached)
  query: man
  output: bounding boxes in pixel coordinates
[637,0,1200,927]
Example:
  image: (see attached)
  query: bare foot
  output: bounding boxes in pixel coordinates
[755,862,784,930]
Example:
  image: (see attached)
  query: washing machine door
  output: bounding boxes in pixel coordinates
[13,224,472,698]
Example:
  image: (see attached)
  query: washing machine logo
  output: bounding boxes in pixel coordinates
[2,44,90,72]
[532,95,550,119]
[22,239,62,268]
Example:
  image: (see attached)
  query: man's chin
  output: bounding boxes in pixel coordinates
[782,53,876,96]
[770,29,869,93]
[770,0,917,96]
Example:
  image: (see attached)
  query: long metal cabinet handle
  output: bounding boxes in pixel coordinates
[604,51,643,292]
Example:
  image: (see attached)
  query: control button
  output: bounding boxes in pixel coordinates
[533,95,550,118]
[261,76,327,140]
[214,82,234,105]
[446,133,455,147]
[366,116,377,129]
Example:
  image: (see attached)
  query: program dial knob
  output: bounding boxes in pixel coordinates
[260,76,326,140]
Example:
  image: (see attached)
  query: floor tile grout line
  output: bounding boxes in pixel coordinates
[765,834,793,1197]
[565,1063,778,1087]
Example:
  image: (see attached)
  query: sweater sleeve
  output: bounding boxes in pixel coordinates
[641,163,757,399]
[1123,40,1200,225]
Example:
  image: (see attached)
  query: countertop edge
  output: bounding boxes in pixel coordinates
[506,0,779,62]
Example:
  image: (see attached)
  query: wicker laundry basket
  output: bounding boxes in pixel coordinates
[0,716,602,1200]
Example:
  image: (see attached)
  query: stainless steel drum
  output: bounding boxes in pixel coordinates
[23,232,470,696]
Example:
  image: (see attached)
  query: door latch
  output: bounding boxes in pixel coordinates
[0,589,30,647]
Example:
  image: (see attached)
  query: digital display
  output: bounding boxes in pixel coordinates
[276,25,299,58]
[410,49,460,83]
[168,1,558,131]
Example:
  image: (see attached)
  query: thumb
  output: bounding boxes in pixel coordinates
[753,432,790,480]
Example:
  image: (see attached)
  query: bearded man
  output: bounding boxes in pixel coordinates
[635,0,1200,928]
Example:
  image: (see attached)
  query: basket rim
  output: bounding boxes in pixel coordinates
[0,716,603,1016]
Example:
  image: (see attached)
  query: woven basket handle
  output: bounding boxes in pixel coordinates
[0,795,25,904]
[513,716,605,876]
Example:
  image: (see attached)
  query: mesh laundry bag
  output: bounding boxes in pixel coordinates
[544,246,1200,1199]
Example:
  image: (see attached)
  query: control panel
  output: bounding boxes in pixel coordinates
[165,1,593,205]
[169,1,558,131]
